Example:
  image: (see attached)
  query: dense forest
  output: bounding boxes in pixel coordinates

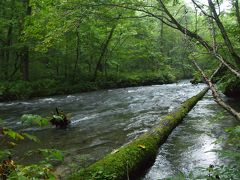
[1,0,240,179]
[1,0,239,100]
[0,0,195,100]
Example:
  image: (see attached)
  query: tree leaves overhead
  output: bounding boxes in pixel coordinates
[2,0,238,88]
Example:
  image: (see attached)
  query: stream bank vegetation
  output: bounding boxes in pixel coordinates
[1,0,240,179]
[0,111,69,179]
[0,0,190,101]
[0,117,64,179]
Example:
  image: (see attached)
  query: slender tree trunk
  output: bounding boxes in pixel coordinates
[103,34,126,77]
[72,26,80,82]
[21,47,29,81]
[56,59,59,78]
[20,0,31,81]
[64,39,69,79]
[160,18,163,40]
[158,0,213,51]
[87,62,91,73]
[0,48,5,79]
[194,4,198,33]
[159,11,164,53]
[193,60,240,121]
[207,6,217,52]
[208,0,240,65]
[116,64,119,75]
[104,57,108,78]
[87,55,93,73]
[9,53,20,79]
[64,63,68,79]
[5,0,16,80]
[234,0,240,26]
[93,23,118,81]
[5,25,12,79]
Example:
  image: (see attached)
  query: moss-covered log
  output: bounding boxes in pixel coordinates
[69,87,209,180]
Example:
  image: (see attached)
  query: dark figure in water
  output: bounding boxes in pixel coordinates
[50,108,70,128]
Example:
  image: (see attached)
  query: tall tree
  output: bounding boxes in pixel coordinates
[20,0,31,81]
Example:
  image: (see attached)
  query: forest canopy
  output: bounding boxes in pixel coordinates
[0,0,240,100]
[1,0,240,179]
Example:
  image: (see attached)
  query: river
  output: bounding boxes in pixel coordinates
[0,80,239,179]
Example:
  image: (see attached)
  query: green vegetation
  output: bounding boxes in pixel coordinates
[0,0,194,101]
[1,0,240,179]
[1,0,239,100]
[0,71,176,101]
[0,118,64,179]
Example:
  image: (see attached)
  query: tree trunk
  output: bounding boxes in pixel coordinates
[93,20,119,81]
[0,47,5,79]
[9,53,20,79]
[104,57,108,78]
[159,0,213,51]
[158,0,240,77]
[20,0,31,81]
[193,60,240,121]
[56,59,59,78]
[72,26,80,82]
[69,87,209,180]
[208,0,240,65]
[159,11,164,53]
[5,25,12,79]
[234,0,240,26]
[20,47,29,81]
[64,40,69,79]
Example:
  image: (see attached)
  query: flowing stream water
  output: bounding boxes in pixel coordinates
[0,80,239,179]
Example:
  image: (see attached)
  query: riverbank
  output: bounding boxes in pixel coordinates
[221,75,240,99]
[0,72,176,102]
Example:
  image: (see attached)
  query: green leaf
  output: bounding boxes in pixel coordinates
[21,114,49,126]
[22,133,40,143]
[0,149,12,159]
[52,115,64,122]
[3,128,24,140]
[38,149,64,161]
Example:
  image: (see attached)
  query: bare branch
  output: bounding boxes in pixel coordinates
[191,0,215,19]
[156,0,240,79]
[174,5,185,16]
[210,62,223,80]
[213,53,240,78]
[193,60,240,121]
[157,0,213,51]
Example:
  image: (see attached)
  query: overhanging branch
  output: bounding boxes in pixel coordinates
[193,60,240,121]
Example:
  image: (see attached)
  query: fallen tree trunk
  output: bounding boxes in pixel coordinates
[193,60,240,121]
[69,87,209,180]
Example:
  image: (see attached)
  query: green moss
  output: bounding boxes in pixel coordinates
[68,88,209,180]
